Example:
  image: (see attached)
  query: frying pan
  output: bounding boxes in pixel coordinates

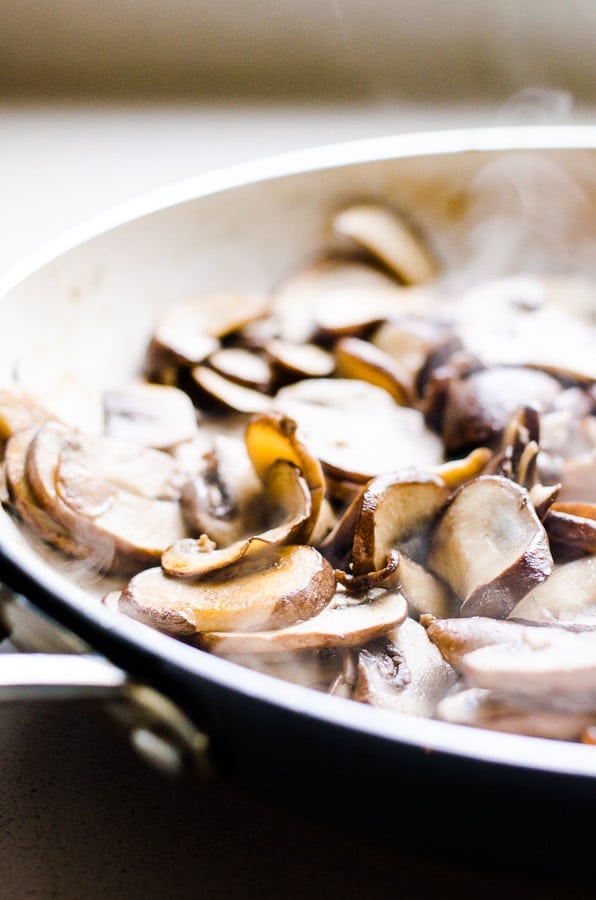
[1,127,596,870]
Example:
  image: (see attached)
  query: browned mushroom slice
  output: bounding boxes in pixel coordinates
[441,367,561,454]
[200,587,408,654]
[4,427,83,556]
[245,412,325,528]
[190,366,273,415]
[274,378,443,483]
[351,470,449,575]
[25,422,186,575]
[353,617,457,716]
[334,336,414,406]
[436,688,596,741]
[428,476,553,618]
[528,482,560,520]
[103,382,198,449]
[422,615,536,669]
[180,434,262,547]
[543,503,596,561]
[144,291,269,383]
[120,544,336,635]
[162,459,313,577]
[207,347,273,392]
[431,447,492,490]
[0,389,57,441]
[332,204,437,285]
[372,317,461,396]
[509,555,596,630]
[270,258,401,343]
[459,629,596,709]
[265,339,335,380]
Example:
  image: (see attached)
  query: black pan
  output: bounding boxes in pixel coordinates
[1,127,595,872]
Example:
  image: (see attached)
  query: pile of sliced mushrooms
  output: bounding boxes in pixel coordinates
[2,200,596,745]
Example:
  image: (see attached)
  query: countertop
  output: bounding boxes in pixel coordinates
[1,99,595,898]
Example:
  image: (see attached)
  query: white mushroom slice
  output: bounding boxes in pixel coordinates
[397,556,455,620]
[145,291,269,377]
[509,556,596,630]
[448,275,596,380]
[265,339,335,380]
[351,470,449,574]
[162,460,312,578]
[436,688,596,741]
[270,258,402,343]
[191,366,273,414]
[25,422,186,575]
[180,434,262,547]
[460,630,596,710]
[0,389,57,441]
[103,382,198,449]
[332,204,437,285]
[120,544,336,635]
[200,587,408,654]
[207,347,273,392]
[441,366,561,453]
[334,336,414,406]
[274,378,443,482]
[353,617,457,717]
[428,476,553,618]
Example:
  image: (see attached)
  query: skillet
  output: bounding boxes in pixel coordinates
[1,126,595,869]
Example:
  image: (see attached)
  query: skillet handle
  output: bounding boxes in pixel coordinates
[0,592,213,779]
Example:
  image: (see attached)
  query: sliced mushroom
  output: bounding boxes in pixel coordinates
[120,544,336,634]
[207,347,273,393]
[4,427,83,556]
[162,459,312,578]
[200,586,408,654]
[371,317,461,397]
[190,366,273,414]
[543,503,596,562]
[270,257,401,343]
[422,615,536,669]
[180,434,262,547]
[245,412,325,529]
[274,378,443,483]
[428,475,553,618]
[0,389,57,442]
[265,339,335,381]
[103,382,198,449]
[436,687,596,741]
[431,447,492,490]
[441,367,561,454]
[332,203,437,285]
[509,555,596,630]
[351,470,450,574]
[334,336,414,406]
[353,617,457,717]
[558,450,596,503]
[24,422,186,575]
[459,629,596,710]
[144,291,269,381]
[224,650,344,691]
[396,555,455,620]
